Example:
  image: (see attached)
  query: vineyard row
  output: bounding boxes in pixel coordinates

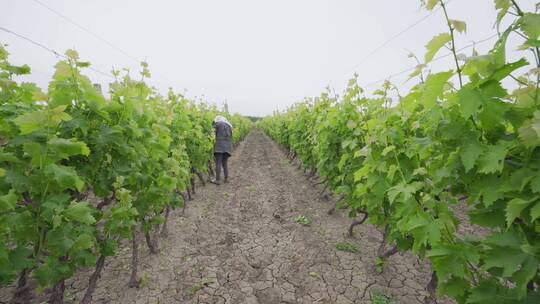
[259,1,540,303]
[0,46,252,303]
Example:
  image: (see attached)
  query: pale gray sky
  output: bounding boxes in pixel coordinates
[1,0,537,116]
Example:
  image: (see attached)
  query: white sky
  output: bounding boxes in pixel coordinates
[1,0,537,116]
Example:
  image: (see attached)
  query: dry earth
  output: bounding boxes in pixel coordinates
[1,130,453,304]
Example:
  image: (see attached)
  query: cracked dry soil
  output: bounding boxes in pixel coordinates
[63,130,452,304]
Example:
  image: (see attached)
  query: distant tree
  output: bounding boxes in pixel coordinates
[246,116,262,123]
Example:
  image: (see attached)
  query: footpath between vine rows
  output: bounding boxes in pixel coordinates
[50,130,451,303]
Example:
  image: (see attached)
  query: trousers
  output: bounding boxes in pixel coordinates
[215,152,230,181]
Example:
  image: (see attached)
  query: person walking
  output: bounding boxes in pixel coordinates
[210,115,233,185]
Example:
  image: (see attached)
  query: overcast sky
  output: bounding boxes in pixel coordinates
[1,0,537,116]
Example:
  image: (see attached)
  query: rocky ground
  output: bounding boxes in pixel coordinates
[1,130,452,304]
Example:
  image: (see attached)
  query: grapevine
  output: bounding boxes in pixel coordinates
[0,46,251,303]
[259,1,540,303]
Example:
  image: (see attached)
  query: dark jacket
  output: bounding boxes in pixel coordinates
[213,121,233,155]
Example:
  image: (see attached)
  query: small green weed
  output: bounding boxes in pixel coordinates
[335,242,359,253]
[294,215,311,226]
[371,290,398,304]
[139,273,149,288]
[308,271,320,279]
[186,278,214,296]
[375,257,386,274]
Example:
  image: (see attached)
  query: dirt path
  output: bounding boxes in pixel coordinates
[64,130,449,304]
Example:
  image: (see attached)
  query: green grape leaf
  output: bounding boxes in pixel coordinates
[506,168,535,192]
[529,201,540,222]
[531,175,540,193]
[421,71,453,108]
[428,244,472,279]
[387,164,398,181]
[381,145,395,156]
[0,189,18,212]
[450,19,467,33]
[425,33,452,63]
[33,263,54,287]
[48,138,90,159]
[387,182,422,203]
[462,55,494,78]
[484,230,521,248]
[505,198,531,226]
[101,239,118,256]
[460,140,483,172]
[466,281,497,303]
[426,219,444,245]
[438,277,469,298]
[518,13,540,40]
[481,181,503,207]
[13,105,72,135]
[485,58,528,83]
[513,85,536,108]
[53,61,72,78]
[44,164,85,191]
[494,0,511,25]
[9,247,33,271]
[5,64,31,76]
[470,201,506,227]
[512,256,538,297]
[413,167,427,176]
[65,49,80,60]
[425,0,439,10]
[457,87,483,119]
[401,213,430,231]
[64,202,96,225]
[518,111,540,148]
[489,27,511,68]
[483,246,527,277]
[157,174,176,192]
[408,64,426,80]
[47,226,75,254]
[478,99,508,131]
[477,142,507,174]
[354,165,370,182]
[71,233,95,252]
[22,142,46,168]
[0,152,20,163]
